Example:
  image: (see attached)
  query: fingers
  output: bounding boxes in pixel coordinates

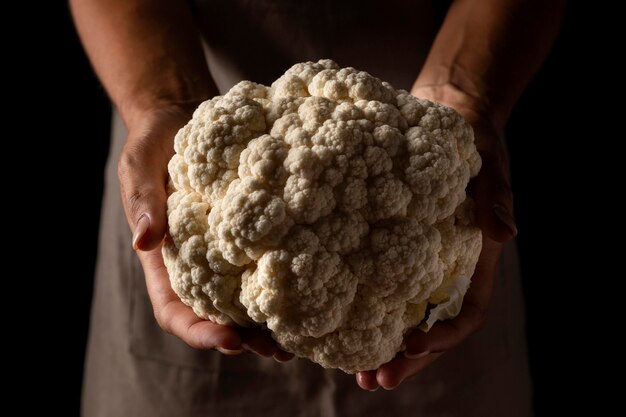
[472,153,516,243]
[471,127,517,243]
[376,353,442,390]
[356,238,502,391]
[118,141,170,251]
[404,303,486,356]
[356,370,379,391]
[240,328,278,357]
[138,249,242,350]
[158,303,242,351]
[405,237,500,357]
[273,349,295,363]
[138,249,292,360]
[391,238,500,389]
[239,328,295,361]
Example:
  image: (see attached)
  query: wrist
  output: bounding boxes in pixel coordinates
[123,99,204,136]
[123,104,198,146]
[410,83,502,132]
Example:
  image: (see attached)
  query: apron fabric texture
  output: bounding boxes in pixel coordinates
[82,1,532,415]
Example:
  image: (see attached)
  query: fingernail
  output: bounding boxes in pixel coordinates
[404,350,430,359]
[243,343,275,358]
[272,348,295,362]
[273,352,292,363]
[132,214,150,250]
[357,374,379,391]
[217,347,243,355]
[492,204,518,237]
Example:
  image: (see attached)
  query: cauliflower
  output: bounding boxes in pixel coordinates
[163,60,482,373]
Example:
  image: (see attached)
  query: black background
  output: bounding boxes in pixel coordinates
[43,2,602,415]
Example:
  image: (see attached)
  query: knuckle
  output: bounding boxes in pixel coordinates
[117,146,140,181]
[117,144,166,222]
[469,304,488,331]
[153,308,172,334]
[500,182,513,195]
[126,190,147,219]
[500,187,514,206]
[117,150,156,220]
[479,149,508,173]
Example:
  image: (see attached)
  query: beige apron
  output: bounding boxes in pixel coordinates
[82,1,532,415]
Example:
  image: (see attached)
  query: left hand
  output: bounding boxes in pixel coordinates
[356,85,517,391]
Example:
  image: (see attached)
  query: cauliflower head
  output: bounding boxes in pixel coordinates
[163,60,482,373]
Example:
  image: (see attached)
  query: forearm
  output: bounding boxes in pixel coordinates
[70,0,216,129]
[414,0,565,130]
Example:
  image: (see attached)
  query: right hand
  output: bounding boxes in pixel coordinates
[117,106,292,361]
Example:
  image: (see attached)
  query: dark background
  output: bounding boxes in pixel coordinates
[47,2,600,415]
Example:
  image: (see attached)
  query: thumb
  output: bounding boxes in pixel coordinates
[118,142,169,251]
[472,152,517,243]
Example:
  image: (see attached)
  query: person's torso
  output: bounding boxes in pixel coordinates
[191,0,441,92]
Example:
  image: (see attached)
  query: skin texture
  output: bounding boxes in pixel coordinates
[71,0,565,389]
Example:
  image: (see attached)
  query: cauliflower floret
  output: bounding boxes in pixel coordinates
[163,60,482,373]
[162,191,249,326]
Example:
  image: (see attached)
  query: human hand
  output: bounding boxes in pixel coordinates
[118,106,293,361]
[356,85,517,390]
